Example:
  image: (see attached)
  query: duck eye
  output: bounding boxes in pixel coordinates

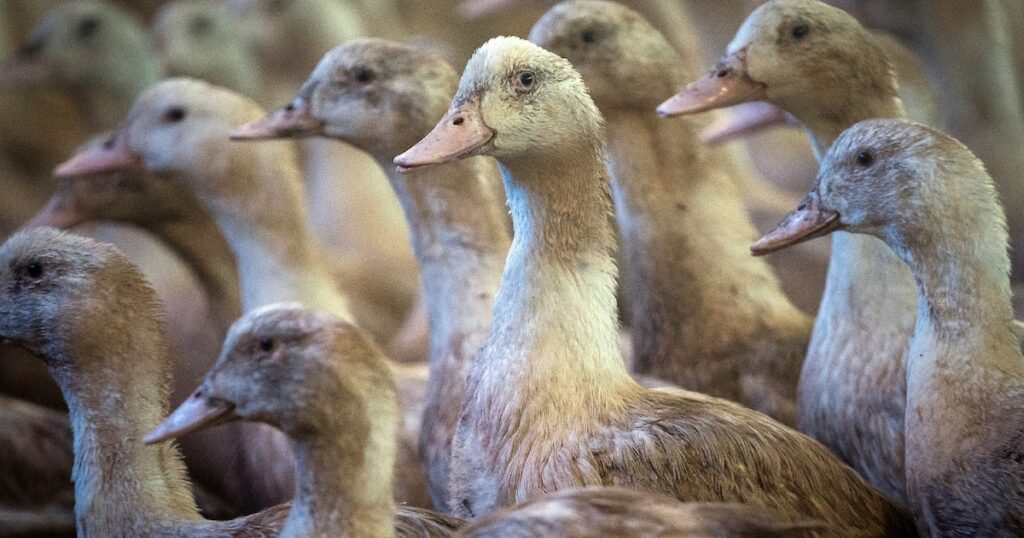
[581,29,597,43]
[163,107,187,123]
[515,71,536,91]
[355,67,375,83]
[24,262,43,279]
[258,337,275,352]
[856,150,875,167]
[77,17,100,40]
[791,24,809,39]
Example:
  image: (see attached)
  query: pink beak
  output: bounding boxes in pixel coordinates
[143,390,236,445]
[230,97,324,140]
[657,48,767,117]
[700,101,792,145]
[54,129,142,178]
[0,55,52,88]
[393,98,494,173]
[751,192,843,256]
[20,194,83,232]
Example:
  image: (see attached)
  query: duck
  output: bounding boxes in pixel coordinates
[147,303,826,538]
[150,0,263,102]
[529,0,810,426]
[231,39,511,510]
[393,36,913,535]
[53,78,431,508]
[0,227,288,537]
[147,304,465,537]
[751,118,1024,536]
[224,0,421,343]
[657,0,915,505]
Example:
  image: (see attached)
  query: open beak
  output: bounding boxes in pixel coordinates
[143,390,236,445]
[20,194,83,232]
[0,55,52,88]
[657,48,766,117]
[230,97,324,140]
[751,192,842,256]
[54,129,142,178]
[393,98,494,173]
[700,101,791,145]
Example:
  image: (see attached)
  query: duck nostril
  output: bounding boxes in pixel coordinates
[284,103,295,113]
[452,117,465,126]
[716,69,730,79]
[102,137,116,150]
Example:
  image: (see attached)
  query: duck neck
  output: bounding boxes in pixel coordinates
[54,316,200,533]
[147,214,242,332]
[800,91,905,159]
[282,396,396,538]
[602,108,794,370]
[382,156,509,368]
[200,145,352,319]
[471,144,633,418]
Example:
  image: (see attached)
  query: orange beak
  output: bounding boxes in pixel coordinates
[393,98,494,173]
[700,101,792,145]
[657,48,767,117]
[230,97,325,140]
[143,390,236,445]
[54,129,142,178]
[751,192,843,256]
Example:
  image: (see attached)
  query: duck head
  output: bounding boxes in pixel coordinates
[657,0,890,122]
[529,0,683,111]
[232,38,459,161]
[394,35,601,172]
[751,119,991,256]
[145,303,393,443]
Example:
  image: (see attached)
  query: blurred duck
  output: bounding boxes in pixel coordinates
[752,119,1024,536]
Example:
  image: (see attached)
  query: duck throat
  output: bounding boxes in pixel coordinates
[54,320,199,531]
[471,147,632,413]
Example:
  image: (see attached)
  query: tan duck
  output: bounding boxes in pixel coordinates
[530,0,809,426]
[232,39,511,511]
[54,78,431,507]
[751,118,1024,536]
[147,304,464,537]
[394,36,913,535]
[0,227,287,537]
[658,0,914,505]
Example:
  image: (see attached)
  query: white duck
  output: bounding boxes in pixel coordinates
[394,36,913,535]
[752,118,1024,536]
[658,0,914,504]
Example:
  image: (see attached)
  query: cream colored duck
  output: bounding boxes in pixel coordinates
[147,304,464,537]
[54,78,431,507]
[0,228,288,537]
[147,305,826,538]
[224,0,421,344]
[24,140,306,515]
[752,118,1024,536]
[658,0,914,505]
[530,0,809,426]
[151,0,263,102]
[394,36,913,534]
[231,39,511,510]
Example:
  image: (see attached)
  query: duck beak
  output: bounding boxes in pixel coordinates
[19,193,83,232]
[394,98,494,173]
[657,48,766,117]
[751,192,842,256]
[230,97,324,140]
[700,101,791,145]
[54,129,142,178]
[0,55,52,88]
[144,390,237,445]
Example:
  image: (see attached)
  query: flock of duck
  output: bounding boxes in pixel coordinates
[0,0,1021,536]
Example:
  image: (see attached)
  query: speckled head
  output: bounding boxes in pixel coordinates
[529,0,683,110]
[395,36,603,171]
[146,303,394,443]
